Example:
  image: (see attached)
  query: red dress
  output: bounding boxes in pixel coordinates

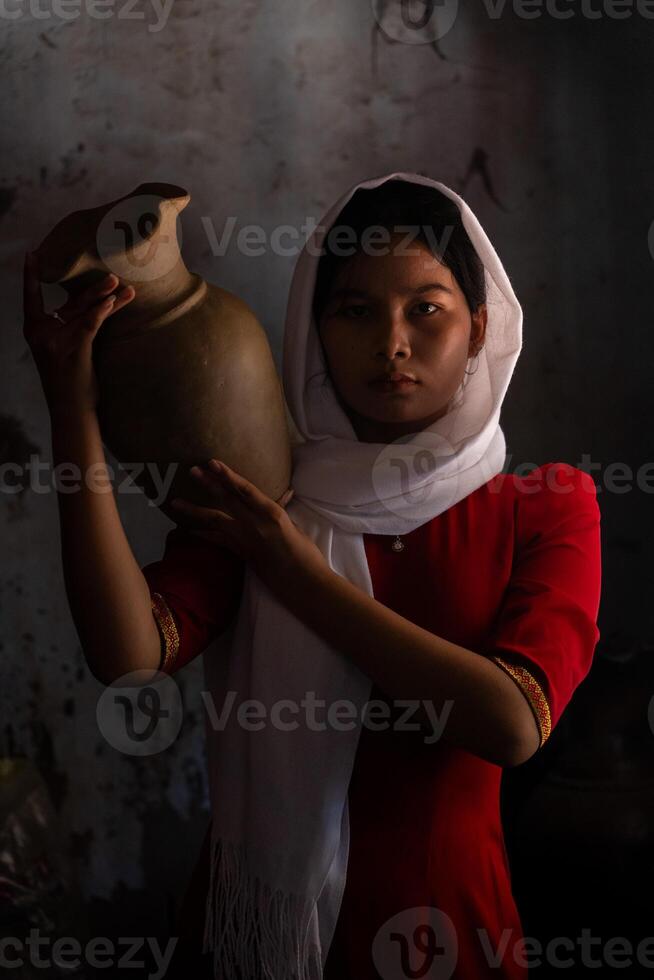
[143,461,602,980]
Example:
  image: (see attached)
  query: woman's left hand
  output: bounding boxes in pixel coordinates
[169,459,329,599]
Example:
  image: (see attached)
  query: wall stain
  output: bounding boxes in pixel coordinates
[27,717,69,812]
[270,160,290,194]
[0,414,41,521]
[0,187,17,219]
[17,636,70,812]
[58,145,88,189]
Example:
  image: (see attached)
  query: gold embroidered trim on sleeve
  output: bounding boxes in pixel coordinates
[490,655,552,748]
[151,592,180,673]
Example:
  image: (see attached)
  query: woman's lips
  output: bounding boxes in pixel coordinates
[370,378,418,392]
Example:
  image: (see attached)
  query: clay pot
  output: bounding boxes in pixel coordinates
[34,182,292,520]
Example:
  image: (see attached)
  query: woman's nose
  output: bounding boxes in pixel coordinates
[373,312,411,359]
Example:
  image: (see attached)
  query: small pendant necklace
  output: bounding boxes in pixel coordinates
[391,535,405,552]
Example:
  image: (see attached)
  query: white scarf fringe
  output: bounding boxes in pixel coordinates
[202,834,323,980]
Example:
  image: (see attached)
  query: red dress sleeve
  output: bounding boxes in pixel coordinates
[141,527,246,675]
[483,462,602,748]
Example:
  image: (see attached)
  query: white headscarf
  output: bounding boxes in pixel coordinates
[201,172,523,979]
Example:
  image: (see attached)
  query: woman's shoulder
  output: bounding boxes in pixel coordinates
[510,460,598,504]
[456,462,600,549]
[500,461,600,541]
[479,460,597,500]
[482,460,596,493]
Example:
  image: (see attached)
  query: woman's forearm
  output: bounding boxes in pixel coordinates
[282,561,541,767]
[50,406,161,685]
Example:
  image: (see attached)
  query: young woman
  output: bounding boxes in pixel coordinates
[23,172,602,980]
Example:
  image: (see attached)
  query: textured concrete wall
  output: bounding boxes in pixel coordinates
[2,0,652,945]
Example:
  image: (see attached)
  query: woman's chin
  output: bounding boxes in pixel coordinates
[357,398,446,426]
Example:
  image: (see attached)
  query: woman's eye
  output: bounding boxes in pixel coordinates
[339,302,441,319]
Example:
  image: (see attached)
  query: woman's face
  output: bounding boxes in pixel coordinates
[316,233,487,444]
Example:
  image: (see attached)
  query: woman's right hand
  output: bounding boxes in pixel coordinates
[22,252,136,416]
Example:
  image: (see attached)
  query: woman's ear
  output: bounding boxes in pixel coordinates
[469,303,488,356]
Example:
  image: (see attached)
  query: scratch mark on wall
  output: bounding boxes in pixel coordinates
[459,148,509,212]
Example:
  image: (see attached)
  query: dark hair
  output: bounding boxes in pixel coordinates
[312,179,486,326]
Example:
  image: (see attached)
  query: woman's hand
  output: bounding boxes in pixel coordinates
[22,252,135,416]
[169,459,329,600]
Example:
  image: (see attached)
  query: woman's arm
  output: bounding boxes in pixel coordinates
[50,406,162,685]
[142,527,247,675]
[280,561,542,768]
[170,460,540,768]
[23,256,161,686]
